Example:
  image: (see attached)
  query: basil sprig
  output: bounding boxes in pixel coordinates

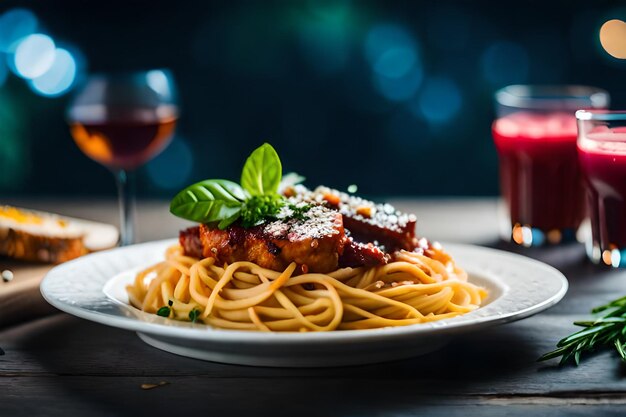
[241,142,282,196]
[169,179,247,224]
[169,143,286,229]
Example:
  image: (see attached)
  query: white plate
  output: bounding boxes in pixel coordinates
[41,239,567,367]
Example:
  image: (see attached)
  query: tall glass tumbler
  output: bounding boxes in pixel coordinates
[577,110,626,268]
[492,85,609,246]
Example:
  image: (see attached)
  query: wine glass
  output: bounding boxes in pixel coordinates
[67,69,179,246]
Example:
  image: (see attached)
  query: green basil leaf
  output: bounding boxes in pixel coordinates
[240,143,282,196]
[217,210,242,230]
[169,179,246,223]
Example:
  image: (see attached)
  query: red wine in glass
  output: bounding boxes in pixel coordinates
[70,105,177,170]
[68,70,179,246]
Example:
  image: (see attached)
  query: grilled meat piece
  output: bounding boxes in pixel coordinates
[339,237,389,268]
[179,190,422,271]
[196,205,346,273]
[288,186,418,252]
[179,226,203,258]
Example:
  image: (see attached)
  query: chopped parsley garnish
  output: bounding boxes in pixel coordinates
[288,203,312,221]
[189,309,202,323]
[240,194,285,227]
[156,306,171,317]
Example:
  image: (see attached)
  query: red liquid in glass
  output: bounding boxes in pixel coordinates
[492,112,584,235]
[578,128,626,253]
[69,106,177,170]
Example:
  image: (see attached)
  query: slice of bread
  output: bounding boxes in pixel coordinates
[0,206,117,263]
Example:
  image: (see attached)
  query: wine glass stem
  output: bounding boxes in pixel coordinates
[114,169,136,246]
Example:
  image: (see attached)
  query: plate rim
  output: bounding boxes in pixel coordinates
[40,238,568,344]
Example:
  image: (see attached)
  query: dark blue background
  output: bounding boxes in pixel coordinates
[1,0,625,198]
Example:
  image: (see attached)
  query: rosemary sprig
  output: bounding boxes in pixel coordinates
[539,295,626,365]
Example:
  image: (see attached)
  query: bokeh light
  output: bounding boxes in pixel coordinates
[0,9,86,98]
[146,136,193,190]
[59,43,88,87]
[13,33,56,79]
[411,76,462,124]
[481,41,529,86]
[365,23,422,102]
[147,69,173,99]
[600,19,626,59]
[365,24,416,65]
[373,47,416,78]
[0,8,38,53]
[29,48,76,96]
[373,67,422,101]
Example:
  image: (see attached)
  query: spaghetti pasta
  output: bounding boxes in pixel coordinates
[126,244,487,332]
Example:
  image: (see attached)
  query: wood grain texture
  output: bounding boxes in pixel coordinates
[3,372,626,417]
[1,198,624,416]
[3,375,626,417]
[3,314,626,389]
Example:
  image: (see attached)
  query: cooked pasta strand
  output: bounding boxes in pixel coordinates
[127,245,487,332]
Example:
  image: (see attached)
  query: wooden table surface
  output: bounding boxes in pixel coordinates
[2,198,626,417]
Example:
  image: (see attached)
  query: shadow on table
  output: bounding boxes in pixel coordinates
[484,239,619,278]
[485,240,588,271]
[484,240,624,314]
[16,314,540,417]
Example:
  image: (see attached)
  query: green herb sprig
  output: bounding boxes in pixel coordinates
[170,143,296,229]
[539,295,626,365]
[288,203,312,222]
[156,300,174,318]
[240,194,285,228]
[189,308,202,323]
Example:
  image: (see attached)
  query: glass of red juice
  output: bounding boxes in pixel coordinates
[492,85,609,246]
[577,110,626,267]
